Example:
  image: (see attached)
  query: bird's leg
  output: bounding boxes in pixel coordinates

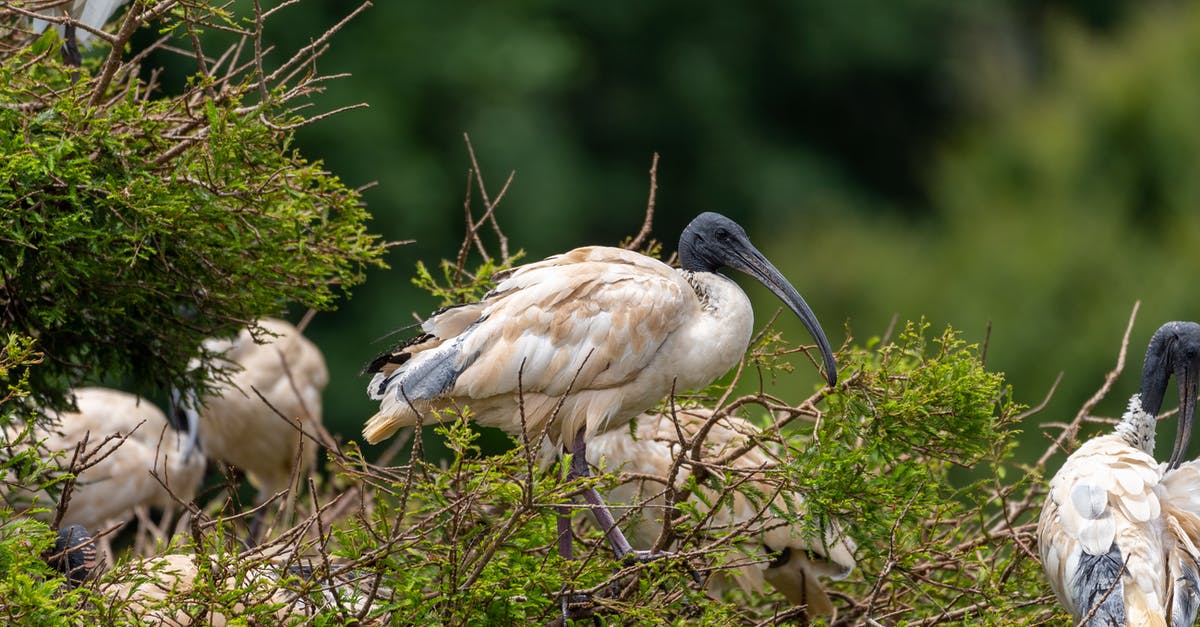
[556,507,600,624]
[246,507,268,548]
[556,504,574,560]
[569,431,705,590]
[568,430,666,564]
[60,21,82,69]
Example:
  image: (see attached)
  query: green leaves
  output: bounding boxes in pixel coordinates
[0,7,385,410]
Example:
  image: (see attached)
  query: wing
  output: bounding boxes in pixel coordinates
[1160,461,1200,626]
[74,0,127,44]
[1040,435,1166,623]
[452,247,693,396]
[365,247,694,443]
[222,318,329,424]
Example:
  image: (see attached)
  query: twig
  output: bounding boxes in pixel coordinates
[625,153,659,251]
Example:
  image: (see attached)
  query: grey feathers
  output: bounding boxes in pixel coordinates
[1070,542,1126,626]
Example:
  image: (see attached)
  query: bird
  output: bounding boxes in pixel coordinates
[44,523,98,589]
[9,387,205,536]
[587,407,856,616]
[364,211,838,561]
[1039,320,1200,625]
[101,550,387,624]
[174,318,329,523]
[30,0,128,65]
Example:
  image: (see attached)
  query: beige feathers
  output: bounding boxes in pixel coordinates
[7,387,204,532]
[587,408,856,614]
[194,318,328,502]
[365,246,754,455]
[1039,396,1200,624]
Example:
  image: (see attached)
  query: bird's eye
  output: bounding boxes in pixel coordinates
[714,228,730,240]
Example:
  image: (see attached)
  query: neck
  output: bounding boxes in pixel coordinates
[1115,394,1157,454]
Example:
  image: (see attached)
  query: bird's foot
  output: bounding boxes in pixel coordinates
[620,549,668,565]
[619,550,704,587]
[557,591,601,626]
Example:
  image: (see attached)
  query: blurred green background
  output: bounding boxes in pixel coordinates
[145,1,1200,465]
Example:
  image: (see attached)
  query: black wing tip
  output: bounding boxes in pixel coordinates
[362,333,436,375]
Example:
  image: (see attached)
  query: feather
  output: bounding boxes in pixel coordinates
[587,408,854,613]
[363,246,758,453]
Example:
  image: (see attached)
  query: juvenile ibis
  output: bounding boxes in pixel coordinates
[364,212,838,561]
[1038,321,1200,625]
[10,387,205,535]
[587,408,856,615]
[175,318,329,519]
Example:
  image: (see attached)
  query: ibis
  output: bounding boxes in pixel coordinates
[104,550,386,623]
[9,387,205,536]
[588,407,856,615]
[1038,321,1200,625]
[175,318,329,525]
[364,211,838,561]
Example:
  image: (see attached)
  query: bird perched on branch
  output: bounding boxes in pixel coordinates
[7,387,204,536]
[175,318,329,524]
[102,550,387,624]
[1039,321,1200,625]
[588,408,856,616]
[364,212,838,562]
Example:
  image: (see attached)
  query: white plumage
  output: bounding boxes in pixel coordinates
[181,318,329,505]
[1039,321,1200,626]
[9,387,204,532]
[366,246,754,453]
[363,212,837,561]
[588,408,856,615]
[103,549,388,623]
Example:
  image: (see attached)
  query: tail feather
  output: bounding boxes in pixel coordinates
[1070,543,1127,626]
[363,409,403,445]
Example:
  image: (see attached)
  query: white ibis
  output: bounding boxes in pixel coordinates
[587,408,856,615]
[175,318,329,517]
[103,551,384,623]
[364,212,838,561]
[1038,321,1200,625]
[13,387,205,534]
[103,553,306,624]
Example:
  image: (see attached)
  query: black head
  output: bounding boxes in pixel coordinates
[1139,321,1200,469]
[678,212,837,386]
[44,524,96,588]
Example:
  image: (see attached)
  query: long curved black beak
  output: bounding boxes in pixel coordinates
[728,245,838,386]
[1168,362,1198,470]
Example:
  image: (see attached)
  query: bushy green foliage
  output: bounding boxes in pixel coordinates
[0,3,385,412]
[0,515,91,626]
[279,241,1054,624]
[807,322,1053,623]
